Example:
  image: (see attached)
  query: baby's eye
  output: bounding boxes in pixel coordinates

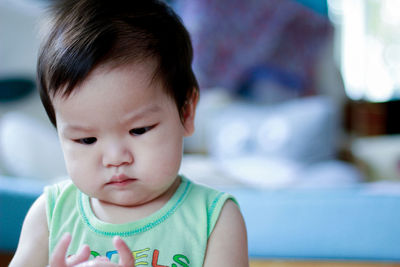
[129,126,153,136]
[75,137,97,145]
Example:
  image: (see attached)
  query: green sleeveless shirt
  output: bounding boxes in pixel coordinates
[45,176,236,266]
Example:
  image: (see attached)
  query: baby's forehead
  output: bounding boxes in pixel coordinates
[96,59,159,78]
[52,62,171,110]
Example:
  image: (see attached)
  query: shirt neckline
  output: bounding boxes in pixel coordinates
[78,176,191,237]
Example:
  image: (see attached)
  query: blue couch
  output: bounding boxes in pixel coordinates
[2,175,400,262]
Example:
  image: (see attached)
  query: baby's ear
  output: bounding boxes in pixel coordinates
[182,90,198,137]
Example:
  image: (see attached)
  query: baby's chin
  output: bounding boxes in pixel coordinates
[94,191,163,208]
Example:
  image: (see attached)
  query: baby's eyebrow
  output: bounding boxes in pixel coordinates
[121,105,162,123]
[62,124,95,133]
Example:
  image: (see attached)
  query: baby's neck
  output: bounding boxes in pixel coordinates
[90,178,181,224]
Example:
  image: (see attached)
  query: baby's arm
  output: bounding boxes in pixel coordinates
[9,194,49,267]
[9,193,135,267]
[203,200,249,267]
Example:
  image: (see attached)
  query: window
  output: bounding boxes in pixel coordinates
[328,0,400,102]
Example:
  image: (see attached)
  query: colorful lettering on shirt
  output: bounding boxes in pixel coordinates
[172,254,190,267]
[133,248,151,266]
[89,248,190,266]
[90,251,100,258]
[106,250,118,260]
[152,249,167,267]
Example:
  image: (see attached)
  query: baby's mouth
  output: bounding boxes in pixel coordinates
[106,174,137,186]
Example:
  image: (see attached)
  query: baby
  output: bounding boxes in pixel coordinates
[9,0,248,266]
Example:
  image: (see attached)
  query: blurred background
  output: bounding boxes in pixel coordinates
[1,0,400,265]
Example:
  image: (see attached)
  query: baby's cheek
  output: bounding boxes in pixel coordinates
[66,155,92,179]
[142,145,181,175]
[161,146,183,174]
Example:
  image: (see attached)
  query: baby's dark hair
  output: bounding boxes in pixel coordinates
[37,0,199,127]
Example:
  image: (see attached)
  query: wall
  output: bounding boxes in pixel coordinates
[0,0,48,121]
[0,0,45,78]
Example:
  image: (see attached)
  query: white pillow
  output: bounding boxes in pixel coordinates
[0,112,67,181]
[207,96,339,163]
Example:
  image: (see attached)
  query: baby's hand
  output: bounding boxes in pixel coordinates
[50,234,135,267]
[110,236,136,267]
[49,233,91,267]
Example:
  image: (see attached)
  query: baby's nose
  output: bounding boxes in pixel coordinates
[102,143,133,167]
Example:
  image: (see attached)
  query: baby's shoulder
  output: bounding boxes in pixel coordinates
[185,179,237,210]
[45,179,77,202]
[45,179,79,223]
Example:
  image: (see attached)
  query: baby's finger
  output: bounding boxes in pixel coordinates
[50,233,71,267]
[93,256,110,262]
[75,261,118,267]
[75,257,118,267]
[113,236,135,267]
[66,244,91,266]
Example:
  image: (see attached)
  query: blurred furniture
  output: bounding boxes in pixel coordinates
[2,175,400,265]
[345,100,400,137]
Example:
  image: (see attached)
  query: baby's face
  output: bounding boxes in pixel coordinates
[52,60,194,207]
